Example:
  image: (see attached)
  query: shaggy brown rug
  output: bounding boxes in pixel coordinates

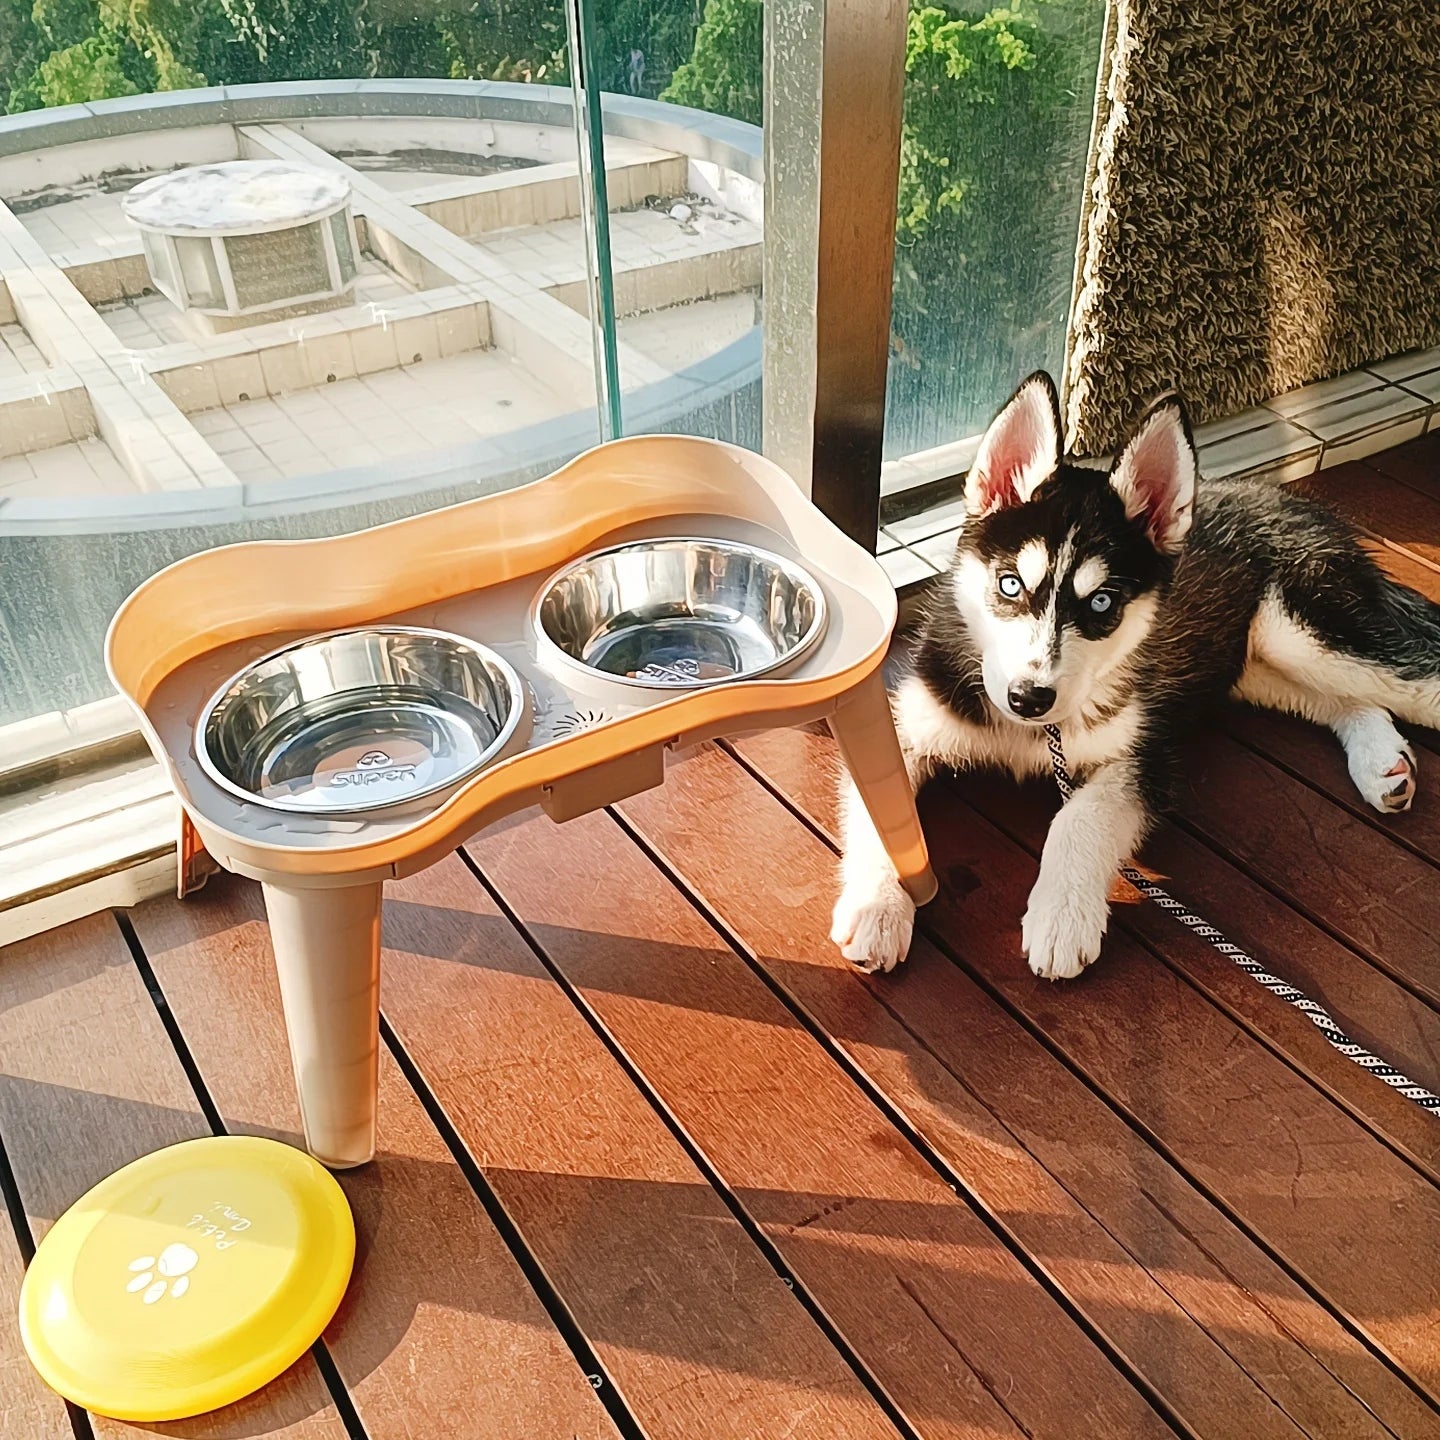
[1065,2,1440,455]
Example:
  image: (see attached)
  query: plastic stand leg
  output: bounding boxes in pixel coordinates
[262,880,383,1169]
[828,671,938,905]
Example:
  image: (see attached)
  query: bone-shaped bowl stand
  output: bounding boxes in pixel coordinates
[107,436,936,1167]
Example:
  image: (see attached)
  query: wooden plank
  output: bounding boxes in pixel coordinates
[914,786,1440,1399]
[952,764,1440,1192]
[0,1176,72,1440]
[128,875,624,1440]
[1368,540,1440,607]
[1173,730,1440,1011]
[0,914,346,1440]
[946,744,1440,1393]
[730,728,843,832]
[1362,436,1440,502]
[470,804,1172,1440]
[731,731,1440,1416]
[1224,705,1440,863]
[1302,464,1440,572]
[628,741,1432,1439]
[378,852,900,1440]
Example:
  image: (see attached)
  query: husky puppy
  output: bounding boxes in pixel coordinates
[833,371,1440,979]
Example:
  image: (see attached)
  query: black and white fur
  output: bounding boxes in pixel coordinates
[833,372,1440,979]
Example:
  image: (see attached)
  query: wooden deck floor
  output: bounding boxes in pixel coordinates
[5,437,1440,1440]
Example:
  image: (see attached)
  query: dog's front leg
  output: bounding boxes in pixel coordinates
[1023,760,1149,980]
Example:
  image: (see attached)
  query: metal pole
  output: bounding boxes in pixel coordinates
[565,0,625,442]
[764,0,908,547]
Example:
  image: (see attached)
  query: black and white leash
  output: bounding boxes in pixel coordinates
[1042,724,1440,1115]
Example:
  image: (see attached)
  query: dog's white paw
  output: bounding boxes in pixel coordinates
[1022,872,1109,981]
[1340,710,1417,814]
[831,876,915,974]
[1350,742,1417,814]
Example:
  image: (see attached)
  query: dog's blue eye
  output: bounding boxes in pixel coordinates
[998,573,1023,599]
[1090,591,1114,613]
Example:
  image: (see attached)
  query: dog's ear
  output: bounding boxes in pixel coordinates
[1108,395,1196,555]
[965,372,1062,516]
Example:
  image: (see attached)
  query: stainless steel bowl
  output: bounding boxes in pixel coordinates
[197,626,525,814]
[536,538,826,688]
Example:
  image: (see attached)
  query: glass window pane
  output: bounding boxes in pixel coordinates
[883,0,1107,463]
[174,235,225,308]
[141,230,177,300]
[579,0,765,453]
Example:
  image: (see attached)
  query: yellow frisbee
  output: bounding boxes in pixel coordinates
[19,1135,354,1422]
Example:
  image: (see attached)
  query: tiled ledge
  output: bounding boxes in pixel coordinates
[0,693,141,786]
[412,148,687,235]
[143,287,496,412]
[0,204,234,490]
[877,349,1440,589]
[0,369,91,459]
[879,434,979,499]
[1195,363,1434,480]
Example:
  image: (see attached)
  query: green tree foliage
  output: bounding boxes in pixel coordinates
[0,0,708,110]
[33,33,139,103]
[195,0,375,85]
[4,0,205,108]
[656,0,1095,427]
[435,0,567,84]
[0,0,48,110]
[661,0,759,125]
[897,6,1044,243]
[892,3,1067,331]
[888,1,1102,448]
[593,0,700,97]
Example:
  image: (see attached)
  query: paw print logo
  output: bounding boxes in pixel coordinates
[126,1243,198,1303]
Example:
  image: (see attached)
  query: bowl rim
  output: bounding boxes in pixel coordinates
[533,535,829,690]
[194,624,528,815]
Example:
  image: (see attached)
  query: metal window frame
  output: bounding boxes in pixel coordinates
[763,0,909,549]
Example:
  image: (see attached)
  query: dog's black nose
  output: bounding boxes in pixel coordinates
[1007,681,1056,719]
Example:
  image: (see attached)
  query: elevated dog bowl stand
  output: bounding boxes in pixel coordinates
[107,436,936,1169]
